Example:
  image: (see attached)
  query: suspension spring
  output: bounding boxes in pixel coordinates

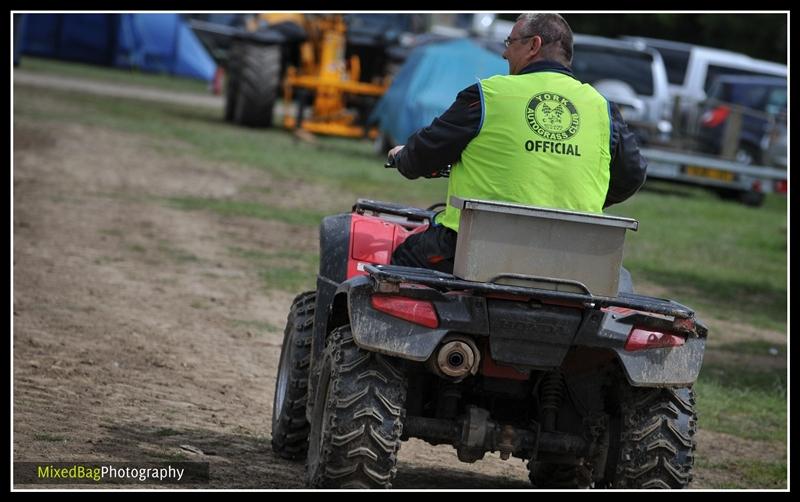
[540,371,565,432]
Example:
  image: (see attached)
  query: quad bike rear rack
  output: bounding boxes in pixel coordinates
[364,263,698,321]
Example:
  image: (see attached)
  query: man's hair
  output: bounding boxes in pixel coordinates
[516,13,573,66]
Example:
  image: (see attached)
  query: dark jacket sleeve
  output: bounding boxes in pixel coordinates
[393,84,482,179]
[604,103,648,208]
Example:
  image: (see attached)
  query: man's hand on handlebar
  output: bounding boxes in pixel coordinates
[385,145,405,168]
[385,145,450,178]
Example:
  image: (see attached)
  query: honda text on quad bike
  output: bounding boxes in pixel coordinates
[271,164,707,489]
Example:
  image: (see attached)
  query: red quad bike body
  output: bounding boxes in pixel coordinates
[271,199,707,489]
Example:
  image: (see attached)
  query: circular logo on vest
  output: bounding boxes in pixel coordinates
[526,92,580,141]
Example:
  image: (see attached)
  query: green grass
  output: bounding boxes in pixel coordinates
[229,247,318,293]
[99,228,124,237]
[154,427,180,437]
[13,65,786,331]
[18,56,211,94]
[695,361,786,441]
[190,300,207,310]
[716,340,785,356]
[167,197,326,227]
[157,242,200,264]
[607,181,787,331]
[695,457,786,489]
[260,267,316,294]
[94,256,125,265]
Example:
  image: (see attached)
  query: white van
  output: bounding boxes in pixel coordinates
[622,36,787,115]
[571,34,672,143]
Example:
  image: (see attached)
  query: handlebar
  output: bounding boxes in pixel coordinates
[384,149,398,168]
[384,154,451,178]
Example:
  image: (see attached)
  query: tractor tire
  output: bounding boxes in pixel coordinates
[271,291,316,460]
[605,386,697,489]
[224,43,243,123]
[229,41,281,128]
[224,79,239,123]
[305,325,407,489]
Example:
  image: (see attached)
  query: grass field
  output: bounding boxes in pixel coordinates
[13,59,788,488]
[607,183,787,332]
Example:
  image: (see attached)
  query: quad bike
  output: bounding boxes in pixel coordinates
[271,164,707,489]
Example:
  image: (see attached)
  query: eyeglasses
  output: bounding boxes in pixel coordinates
[504,34,535,48]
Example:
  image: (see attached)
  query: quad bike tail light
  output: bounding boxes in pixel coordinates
[624,327,686,351]
[371,296,439,328]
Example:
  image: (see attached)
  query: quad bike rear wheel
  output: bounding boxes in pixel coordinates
[271,291,316,459]
[604,386,697,488]
[530,386,697,489]
[305,325,407,488]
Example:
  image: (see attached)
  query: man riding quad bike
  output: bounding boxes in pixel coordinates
[270,187,706,490]
[272,12,706,490]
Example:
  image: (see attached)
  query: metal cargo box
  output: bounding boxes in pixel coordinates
[451,197,638,297]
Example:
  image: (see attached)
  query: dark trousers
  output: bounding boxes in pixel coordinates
[391,224,458,274]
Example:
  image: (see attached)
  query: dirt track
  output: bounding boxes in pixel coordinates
[12,116,538,488]
[13,75,785,489]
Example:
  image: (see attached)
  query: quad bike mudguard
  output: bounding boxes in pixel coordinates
[574,304,707,386]
[311,203,433,364]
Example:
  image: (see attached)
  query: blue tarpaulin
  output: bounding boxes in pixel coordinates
[20,14,216,81]
[370,38,508,144]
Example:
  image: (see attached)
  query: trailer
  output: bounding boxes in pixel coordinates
[641,147,788,207]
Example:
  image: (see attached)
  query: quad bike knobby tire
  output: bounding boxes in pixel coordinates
[271,291,316,460]
[605,386,697,488]
[530,386,697,489]
[305,325,407,488]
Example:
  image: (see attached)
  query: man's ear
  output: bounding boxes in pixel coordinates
[529,35,543,56]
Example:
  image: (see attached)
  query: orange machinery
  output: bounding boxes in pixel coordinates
[278,14,389,139]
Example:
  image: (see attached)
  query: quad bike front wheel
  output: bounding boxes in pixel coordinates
[305,325,407,488]
[271,291,316,460]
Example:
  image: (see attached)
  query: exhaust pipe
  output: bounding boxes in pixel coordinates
[429,335,481,380]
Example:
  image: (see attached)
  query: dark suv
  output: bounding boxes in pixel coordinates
[696,75,787,167]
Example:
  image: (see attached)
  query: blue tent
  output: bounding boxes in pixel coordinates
[370,38,508,144]
[20,14,216,81]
